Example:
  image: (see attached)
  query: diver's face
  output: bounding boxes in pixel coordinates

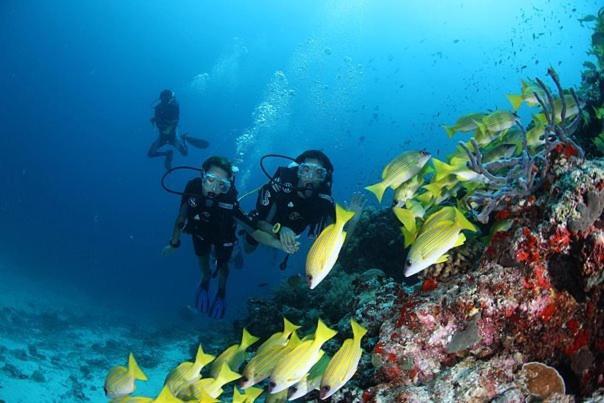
[297,158,328,190]
[202,166,230,198]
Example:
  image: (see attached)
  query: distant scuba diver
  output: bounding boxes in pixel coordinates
[148,89,210,170]
[161,156,289,319]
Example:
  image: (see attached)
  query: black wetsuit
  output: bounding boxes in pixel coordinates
[154,99,180,146]
[181,178,255,266]
[248,166,336,244]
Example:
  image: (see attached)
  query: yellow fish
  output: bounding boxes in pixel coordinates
[405,207,477,277]
[506,79,547,110]
[104,353,148,399]
[164,345,215,397]
[306,204,355,289]
[188,363,241,399]
[269,319,337,394]
[265,389,289,403]
[474,111,518,139]
[320,319,367,400]
[288,353,331,400]
[255,317,300,356]
[442,112,486,138]
[393,174,424,208]
[367,151,432,202]
[112,386,186,403]
[210,328,259,378]
[240,332,302,389]
[232,386,263,403]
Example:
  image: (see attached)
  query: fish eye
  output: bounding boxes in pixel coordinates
[406,259,412,267]
[307,274,313,282]
[269,381,276,390]
[321,385,331,392]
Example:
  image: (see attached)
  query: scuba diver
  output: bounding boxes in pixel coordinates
[245,150,339,263]
[161,156,287,319]
[148,89,210,170]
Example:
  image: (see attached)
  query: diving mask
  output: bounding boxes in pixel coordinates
[297,163,328,182]
[202,171,231,194]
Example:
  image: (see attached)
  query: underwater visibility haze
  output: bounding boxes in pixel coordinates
[1,0,603,401]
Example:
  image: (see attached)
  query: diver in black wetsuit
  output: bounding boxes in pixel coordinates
[162,156,286,319]
[148,89,209,170]
[245,150,338,258]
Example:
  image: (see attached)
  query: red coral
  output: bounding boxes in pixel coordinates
[362,388,375,402]
[495,209,511,220]
[566,319,580,334]
[421,278,438,292]
[553,142,579,158]
[396,300,418,328]
[533,263,552,289]
[565,329,590,356]
[548,226,572,253]
[540,304,556,321]
[516,227,541,265]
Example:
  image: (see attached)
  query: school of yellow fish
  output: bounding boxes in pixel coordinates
[104,318,366,402]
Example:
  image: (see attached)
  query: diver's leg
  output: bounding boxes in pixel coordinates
[193,235,212,312]
[209,244,233,319]
[176,132,189,156]
[148,138,173,170]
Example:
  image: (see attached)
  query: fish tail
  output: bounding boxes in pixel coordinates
[454,208,478,232]
[155,386,179,402]
[283,317,301,336]
[127,353,148,381]
[217,363,241,385]
[431,158,454,182]
[314,319,337,345]
[442,125,456,138]
[506,94,523,110]
[393,207,416,232]
[335,204,355,226]
[240,328,260,351]
[287,331,302,347]
[365,181,388,203]
[195,345,215,368]
[350,319,368,342]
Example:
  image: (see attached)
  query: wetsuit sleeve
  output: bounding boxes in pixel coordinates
[253,181,278,221]
[233,204,257,232]
[181,180,198,205]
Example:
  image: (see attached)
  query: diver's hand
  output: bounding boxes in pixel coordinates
[161,244,177,256]
[279,227,299,254]
[347,192,367,216]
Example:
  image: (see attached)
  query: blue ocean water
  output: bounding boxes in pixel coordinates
[0,1,598,401]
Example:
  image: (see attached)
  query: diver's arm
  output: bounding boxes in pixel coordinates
[162,203,188,256]
[234,206,290,253]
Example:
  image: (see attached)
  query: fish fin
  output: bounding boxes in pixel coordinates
[350,319,368,341]
[393,207,416,232]
[153,386,180,403]
[195,345,216,368]
[442,125,456,138]
[216,363,241,385]
[435,254,449,263]
[232,388,245,403]
[423,182,444,198]
[473,119,487,136]
[314,319,337,345]
[454,232,466,247]
[402,226,417,248]
[506,94,523,110]
[288,331,302,347]
[365,181,387,203]
[240,328,260,351]
[431,158,454,182]
[454,208,478,232]
[335,204,355,225]
[128,353,148,381]
[283,317,301,336]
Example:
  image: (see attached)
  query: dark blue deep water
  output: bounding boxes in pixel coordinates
[0,1,599,401]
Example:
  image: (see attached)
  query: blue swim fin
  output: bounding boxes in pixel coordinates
[194,283,211,313]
